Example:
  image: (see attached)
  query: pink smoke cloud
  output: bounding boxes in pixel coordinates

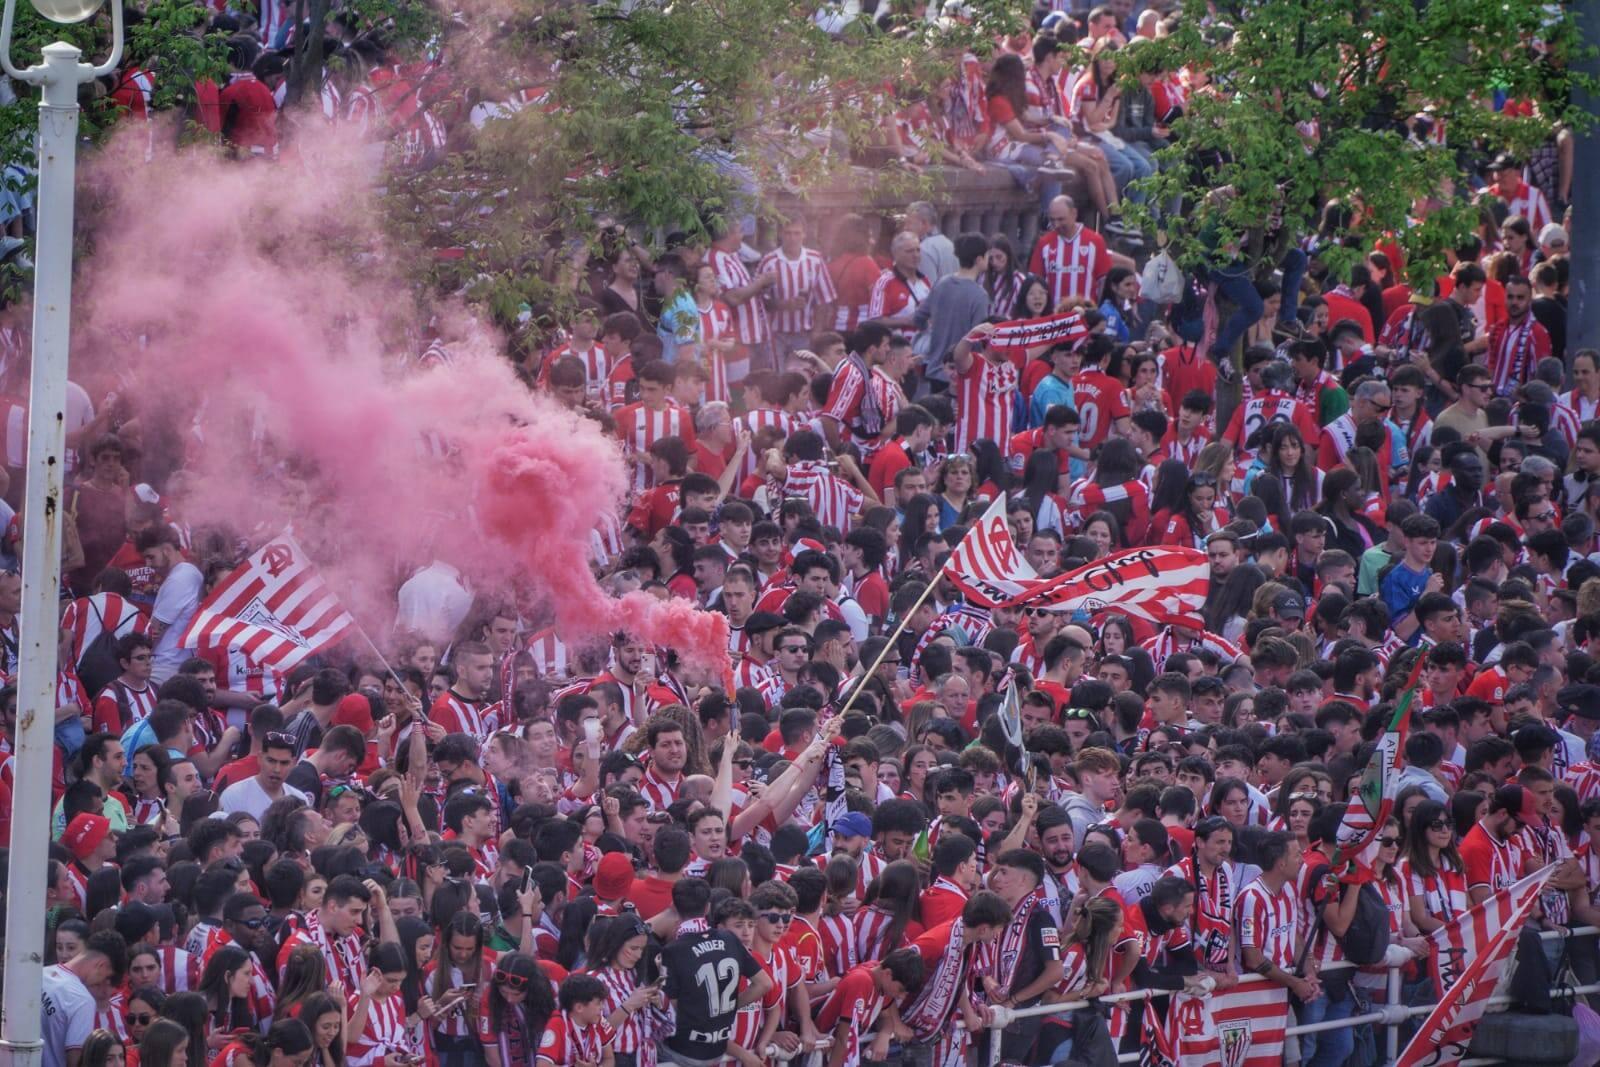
[70,122,728,672]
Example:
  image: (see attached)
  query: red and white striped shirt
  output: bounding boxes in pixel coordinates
[1140,628,1242,674]
[867,269,930,339]
[95,993,130,1043]
[638,765,683,813]
[1561,390,1600,425]
[1401,857,1469,924]
[1485,315,1552,397]
[425,950,498,1039]
[708,247,771,345]
[525,628,570,679]
[1496,178,1553,232]
[92,679,158,734]
[819,912,857,979]
[953,355,1019,452]
[347,991,415,1067]
[615,402,696,493]
[783,461,864,531]
[758,247,838,335]
[697,299,737,404]
[1235,878,1298,970]
[536,1011,613,1067]
[429,692,500,741]
[1029,226,1110,306]
[157,944,201,993]
[279,912,368,993]
[544,341,611,399]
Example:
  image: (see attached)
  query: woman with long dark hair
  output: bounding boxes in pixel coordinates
[1402,799,1468,935]
[348,944,419,1067]
[1068,438,1150,542]
[294,993,346,1067]
[197,945,257,1047]
[81,1031,126,1067]
[1245,423,1322,516]
[1019,451,1068,534]
[651,526,698,601]
[1158,472,1223,548]
[586,914,663,1067]
[853,860,924,961]
[1203,564,1265,642]
[157,993,209,1067]
[275,946,330,1023]
[139,1019,193,1067]
[426,913,492,1067]
[394,916,436,1025]
[983,237,1028,318]
[479,954,555,1067]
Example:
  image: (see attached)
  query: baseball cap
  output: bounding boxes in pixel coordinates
[833,812,873,840]
[63,812,112,861]
[745,612,786,637]
[1558,684,1600,720]
[593,852,636,900]
[1271,591,1306,619]
[333,693,375,735]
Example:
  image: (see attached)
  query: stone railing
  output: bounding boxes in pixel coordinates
[768,161,1089,253]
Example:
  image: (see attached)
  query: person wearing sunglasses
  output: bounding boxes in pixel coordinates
[1354,817,1429,1006]
[1402,799,1469,937]
[748,881,823,1057]
[479,953,557,1067]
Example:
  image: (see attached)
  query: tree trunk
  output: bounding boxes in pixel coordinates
[1569,0,1600,357]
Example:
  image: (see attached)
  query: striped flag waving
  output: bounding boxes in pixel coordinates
[1396,864,1558,1067]
[179,534,355,673]
[1001,546,1211,625]
[941,495,1042,608]
[1332,653,1425,879]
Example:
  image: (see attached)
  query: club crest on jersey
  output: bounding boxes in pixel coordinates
[1219,1019,1253,1067]
[540,1029,556,1050]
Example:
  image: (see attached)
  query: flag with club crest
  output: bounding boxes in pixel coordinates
[1000,546,1211,626]
[941,495,1043,608]
[179,534,354,672]
[1330,653,1426,879]
[1396,864,1557,1067]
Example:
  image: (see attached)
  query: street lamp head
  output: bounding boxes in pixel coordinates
[27,0,103,24]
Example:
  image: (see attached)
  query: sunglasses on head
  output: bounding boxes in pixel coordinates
[495,970,531,991]
[265,731,296,747]
[1062,707,1096,721]
[1190,473,1218,487]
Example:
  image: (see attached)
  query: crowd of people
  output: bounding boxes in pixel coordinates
[3,0,1594,1066]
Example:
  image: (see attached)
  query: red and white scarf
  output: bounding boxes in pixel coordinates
[901,919,973,1039]
[995,887,1046,990]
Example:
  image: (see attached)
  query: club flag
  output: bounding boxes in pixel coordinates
[1175,982,1289,1067]
[941,495,1043,608]
[984,310,1089,359]
[179,534,355,672]
[1331,653,1425,879]
[1000,547,1210,626]
[1396,864,1558,1067]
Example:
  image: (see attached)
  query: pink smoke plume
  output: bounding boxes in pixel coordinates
[70,124,729,671]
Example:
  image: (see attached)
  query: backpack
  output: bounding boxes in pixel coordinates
[75,600,124,702]
[1337,881,1394,966]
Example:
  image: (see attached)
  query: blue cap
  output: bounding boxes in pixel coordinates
[834,812,873,839]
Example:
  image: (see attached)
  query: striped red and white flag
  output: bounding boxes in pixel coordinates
[179,534,354,673]
[1001,546,1210,626]
[1175,981,1288,1067]
[1397,864,1558,1067]
[941,495,1042,608]
[983,310,1089,359]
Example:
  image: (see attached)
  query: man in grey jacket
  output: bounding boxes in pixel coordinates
[913,231,993,388]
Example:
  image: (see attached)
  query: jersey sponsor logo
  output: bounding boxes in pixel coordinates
[1041,927,1060,947]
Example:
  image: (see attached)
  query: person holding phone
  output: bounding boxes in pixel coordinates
[422,914,497,1067]
[478,954,556,1067]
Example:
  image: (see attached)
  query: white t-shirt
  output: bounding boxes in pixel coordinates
[219,776,310,820]
[41,964,95,1067]
[395,560,472,644]
[151,560,204,683]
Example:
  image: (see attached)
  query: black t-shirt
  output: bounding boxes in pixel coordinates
[1006,910,1061,1007]
[659,929,762,1060]
[286,760,324,807]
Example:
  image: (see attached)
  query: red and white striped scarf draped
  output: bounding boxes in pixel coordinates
[900,918,972,1039]
[994,887,1046,990]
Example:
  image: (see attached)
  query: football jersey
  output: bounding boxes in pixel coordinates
[658,929,763,1062]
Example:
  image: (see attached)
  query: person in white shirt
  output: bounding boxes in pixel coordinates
[43,932,125,1067]
[220,732,309,819]
[395,559,473,644]
[1112,818,1170,904]
[138,525,203,684]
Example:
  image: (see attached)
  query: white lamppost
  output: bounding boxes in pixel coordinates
[0,0,120,1064]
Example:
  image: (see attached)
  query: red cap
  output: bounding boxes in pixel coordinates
[63,812,111,861]
[593,852,636,901]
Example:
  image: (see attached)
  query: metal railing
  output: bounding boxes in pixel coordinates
[980,925,1600,1067]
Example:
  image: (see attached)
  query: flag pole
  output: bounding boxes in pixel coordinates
[836,576,942,718]
[350,620,418,700]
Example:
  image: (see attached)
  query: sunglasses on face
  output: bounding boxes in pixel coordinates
[732,759,754,769]
[1428,819,1451,831]
[759,912,794,926]
[1377,836,1401,848]
[645,812,672,824]
[126,1013,154,1025]
[235,915,269,929]
[779,645,810,654]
